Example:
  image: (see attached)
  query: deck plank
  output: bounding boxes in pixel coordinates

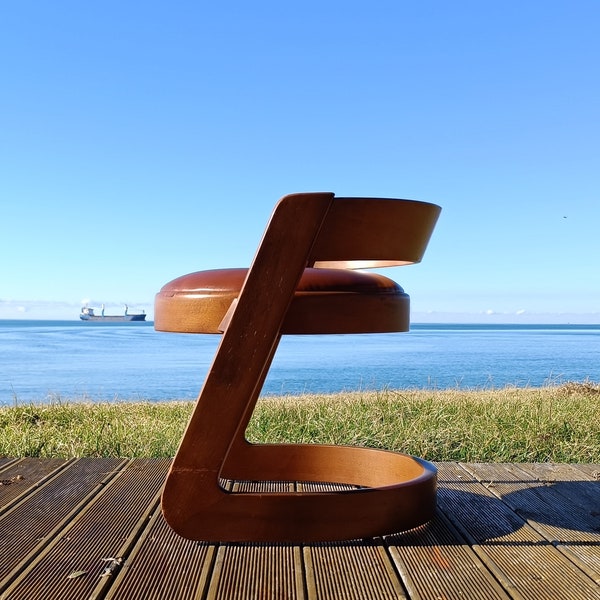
[0,458,70,512]
[0,460,598,599]
[451,463,600,599]
[209,543,303,600]
[388,508,510,599]
[0,458,126,594]
[305,540,405,600]
[573,463,600,479]
[104,509,216,600]
[1,459,170,600]
[468,462,600,586]
[0,458,19,472]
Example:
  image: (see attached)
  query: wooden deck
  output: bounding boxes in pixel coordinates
[0,458,598,599]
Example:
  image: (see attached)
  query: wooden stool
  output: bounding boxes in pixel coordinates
[155,192,441,542]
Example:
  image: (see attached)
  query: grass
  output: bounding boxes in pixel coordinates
[1,382,599,462]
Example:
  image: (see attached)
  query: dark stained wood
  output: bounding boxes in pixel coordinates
[0,459,598,599]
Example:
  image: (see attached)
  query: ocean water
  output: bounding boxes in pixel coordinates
[1,320,599,404]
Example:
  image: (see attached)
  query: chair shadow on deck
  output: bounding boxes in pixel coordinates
[420,476,600,547]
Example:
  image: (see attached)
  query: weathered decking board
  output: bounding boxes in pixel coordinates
[0,459,598,599]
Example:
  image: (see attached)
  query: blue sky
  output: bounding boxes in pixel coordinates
[1,1,598,323]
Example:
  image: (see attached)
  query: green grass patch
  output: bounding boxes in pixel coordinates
[1,383,599,462]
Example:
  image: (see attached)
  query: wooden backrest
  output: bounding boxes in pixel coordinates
[262,194,440,271]
[310,196,440,269]
[229,193,440,340]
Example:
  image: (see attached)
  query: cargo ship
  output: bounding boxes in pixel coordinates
[80,305,146,322]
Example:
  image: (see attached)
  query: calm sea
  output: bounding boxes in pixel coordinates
[1,320,599,404]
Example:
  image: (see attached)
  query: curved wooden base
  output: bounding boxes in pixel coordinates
[162,443,437,543]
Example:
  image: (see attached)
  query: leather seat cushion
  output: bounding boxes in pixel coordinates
[155,268,409,334]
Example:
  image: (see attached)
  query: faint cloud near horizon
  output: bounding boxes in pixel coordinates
[2,299,599,325]
[413,309,600,325]
[0,299,152,321]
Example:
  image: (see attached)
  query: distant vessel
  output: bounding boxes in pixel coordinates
[80,304,146,322]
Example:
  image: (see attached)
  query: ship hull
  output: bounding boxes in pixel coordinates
[80,314,146,322]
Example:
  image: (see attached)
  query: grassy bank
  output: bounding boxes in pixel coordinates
[1,383,599,462]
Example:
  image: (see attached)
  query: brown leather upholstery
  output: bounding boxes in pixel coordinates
[155,267,410,334]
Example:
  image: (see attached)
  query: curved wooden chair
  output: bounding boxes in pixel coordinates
[155,192,441,542]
